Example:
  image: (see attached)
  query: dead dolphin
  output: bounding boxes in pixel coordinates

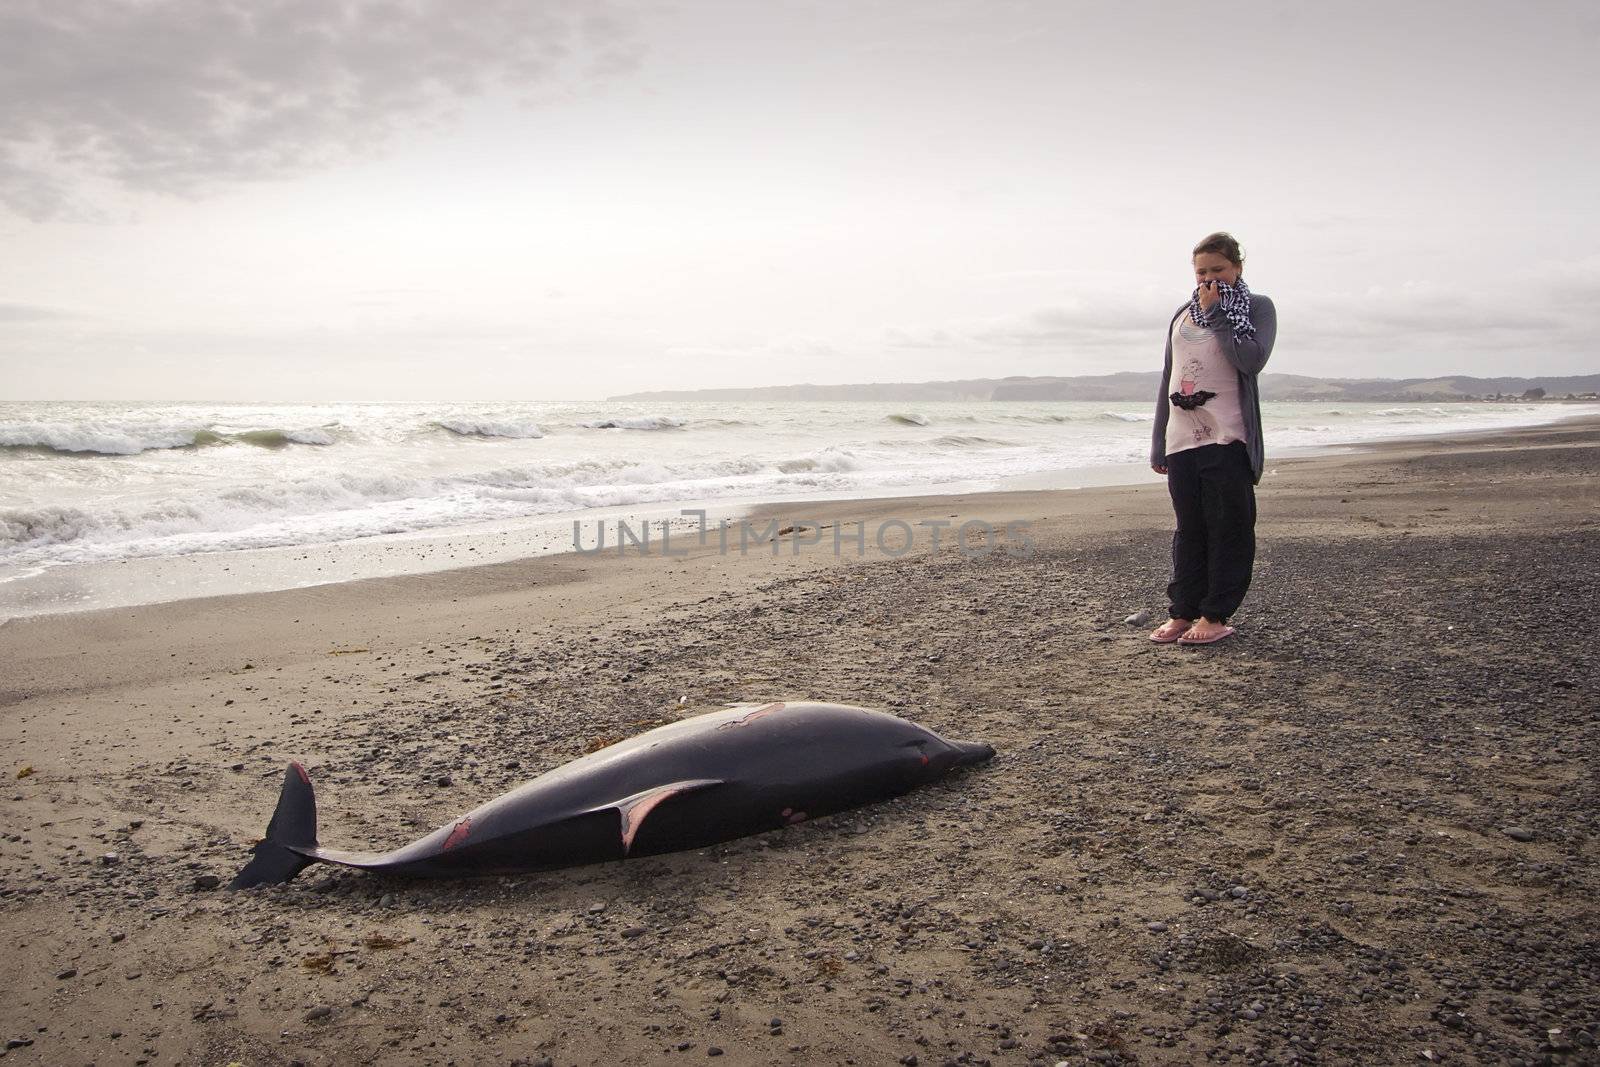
[230,701,993,888]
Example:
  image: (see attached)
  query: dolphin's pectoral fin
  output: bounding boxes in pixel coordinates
[717,701,786,729]
[597,779,725,855]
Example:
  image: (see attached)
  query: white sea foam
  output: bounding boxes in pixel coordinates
[434,418,546,439]
[283,427,336,445]
[576,415,686,430]
[1371,407,1451,417]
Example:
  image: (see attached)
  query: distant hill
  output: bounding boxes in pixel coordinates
[609,373,1600,403]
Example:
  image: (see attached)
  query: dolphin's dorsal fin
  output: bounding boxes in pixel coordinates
[592,779,724,854]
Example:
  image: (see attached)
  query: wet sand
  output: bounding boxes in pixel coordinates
[2,417,1597,1066]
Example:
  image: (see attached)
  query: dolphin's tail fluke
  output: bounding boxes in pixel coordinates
[229,762,320,889]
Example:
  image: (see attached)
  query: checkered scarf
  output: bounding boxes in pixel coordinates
[1189,278,1255,341]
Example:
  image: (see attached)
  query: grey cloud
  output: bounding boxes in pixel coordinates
[663,335,845,361]
[347,287,439,306]
[1293,284,1574,349]
[0,302,72,321]
[885,278,1587,361]
[1534,260,1600,310]
[975,304,1169,345]
[0,0,643,220]
[885,295,1172,351]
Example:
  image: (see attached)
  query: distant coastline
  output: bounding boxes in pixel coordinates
[609,372,1600,404]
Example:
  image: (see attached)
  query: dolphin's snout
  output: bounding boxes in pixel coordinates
[952,741,996,767]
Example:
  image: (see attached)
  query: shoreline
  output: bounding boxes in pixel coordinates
[4,416,1597,702]
[4,407,1597,624]
[1,416,1597,1065]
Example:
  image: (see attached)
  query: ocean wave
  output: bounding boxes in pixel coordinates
[0,421,216,455]
[434,418,546,439]
[929,434,1015,448]
[0,470,430,556]
[773,447,862,474]
[0,421,340,455]
[1099,411,1153,423]
[1371,407,1451,417]
[887,412,930,426]
[0,444,887,564]
[577,415,686,430]
[2,502,203,552]
[231,427,337,448]
[465,455,770,491]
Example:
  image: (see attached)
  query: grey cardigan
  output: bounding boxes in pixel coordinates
[1151,292,1277,484]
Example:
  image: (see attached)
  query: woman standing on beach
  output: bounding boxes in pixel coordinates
[1148,232,1277,645]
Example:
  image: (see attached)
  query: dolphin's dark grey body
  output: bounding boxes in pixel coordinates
[230,701,993,888]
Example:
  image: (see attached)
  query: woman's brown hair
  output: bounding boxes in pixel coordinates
[1192,231,1244,268]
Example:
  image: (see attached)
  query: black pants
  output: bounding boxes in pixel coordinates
[1165,441,1256,623]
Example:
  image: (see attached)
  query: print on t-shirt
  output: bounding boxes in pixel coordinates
[1178,357,1215,442]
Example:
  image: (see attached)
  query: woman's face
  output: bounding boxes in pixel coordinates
[1193,251,1242,287]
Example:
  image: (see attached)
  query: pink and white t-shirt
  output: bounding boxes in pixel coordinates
[1165,310,1249,457]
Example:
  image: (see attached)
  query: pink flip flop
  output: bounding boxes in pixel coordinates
[1177,624,1236,645]
[1149,620,1190,644]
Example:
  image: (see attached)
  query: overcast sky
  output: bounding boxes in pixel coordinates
[2,0,1596,401]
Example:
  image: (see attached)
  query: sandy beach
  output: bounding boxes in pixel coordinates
[2,416,1597,1066]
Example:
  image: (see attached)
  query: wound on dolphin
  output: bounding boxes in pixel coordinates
[229,701,995,888]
